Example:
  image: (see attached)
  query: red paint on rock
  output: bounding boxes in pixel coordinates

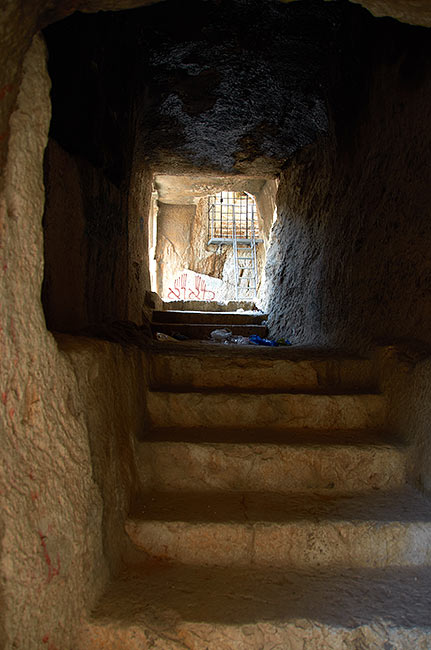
[0,84,13,101]
[38,531,60,582]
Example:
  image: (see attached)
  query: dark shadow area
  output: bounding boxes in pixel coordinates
[94,564,431,628]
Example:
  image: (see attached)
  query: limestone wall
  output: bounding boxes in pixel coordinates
[0,35,145,650]
[42,9,154,333]
[43,140,152,331]
[265,16,431,350]
[378,345,431,495]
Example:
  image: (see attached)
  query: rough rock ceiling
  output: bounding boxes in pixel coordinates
[46,0,349,177]
[349,0,431,26]
[44,0,431,28]
[155,174,267,205]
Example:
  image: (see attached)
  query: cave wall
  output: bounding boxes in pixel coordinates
[155,203,195,298]
[265,16,431,350]
[42,140,153,332]
[128,159,153,323]
[377,345,431,494]
[0,35,146,649]
[42,12,153,332]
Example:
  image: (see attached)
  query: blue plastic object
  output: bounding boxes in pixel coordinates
[249,335,278,347]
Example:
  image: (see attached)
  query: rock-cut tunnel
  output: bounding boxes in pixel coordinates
[1,0,431,648]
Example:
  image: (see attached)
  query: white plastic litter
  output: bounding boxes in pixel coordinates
[228,335,250,345]
[210,328,232,342]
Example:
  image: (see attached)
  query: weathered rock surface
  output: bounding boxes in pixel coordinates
[147,390,385,429]
[42,12,154,331]
[379,344,431,494]
[149,345,376,391]
[2,0,431,647]
[77,564,431,650]
[137,428,406,493]
[1,0,430,183]
[126,488,431,567]
[350,0,431,26]
[0,37,145,649]
[264,13,431,351]
[76,340,428,649]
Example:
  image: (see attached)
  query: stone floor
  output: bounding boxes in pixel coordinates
[79,564,431,649]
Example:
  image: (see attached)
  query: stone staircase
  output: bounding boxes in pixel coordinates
[78,345,431,649]
[151,308,268,340]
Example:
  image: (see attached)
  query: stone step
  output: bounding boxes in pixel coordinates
[150,347,377,392]
[146,390,386,429]
[137,429,406,493]
[126,488,431,568]
[151,322,268,339]
[163,299,256,312]
[77,564,431,649]
[152,309,267,324]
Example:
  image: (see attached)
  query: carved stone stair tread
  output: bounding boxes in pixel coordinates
[147,390,386,430]
[144,426,402,446]
[129,487,431,524]
[150,386,380,395]
[77,564,431,648]
[152,310,268,324]
[163,299,256,312]
[125,488,431,568]
[150,340,374,360]
[137,429,406,493]
[149,347,377,392]
[151,322,268,338]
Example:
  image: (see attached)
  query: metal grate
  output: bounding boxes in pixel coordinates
[208,191,262,243]
[208,191,261,299]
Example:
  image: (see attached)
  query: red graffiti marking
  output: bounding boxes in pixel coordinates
[188,274,202,300]
[2,263,7,272]
[9,317,16,343]
[42,635,59,650]
[189,275,215,301]
[168,273,216,302]
[167,275,181,300]
[167,287,180,300]
[0,84,13,101]
[38,531,60,583]
[8,407,15,418]
[1,392,7,405]
[201,279,215,301]
[180,272,187,300]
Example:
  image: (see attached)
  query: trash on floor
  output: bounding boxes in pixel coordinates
[228,335,250,345]
[249,334,279,347]
[210,328,232,342]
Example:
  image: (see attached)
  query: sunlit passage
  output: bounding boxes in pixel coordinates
[150,175,276,306]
